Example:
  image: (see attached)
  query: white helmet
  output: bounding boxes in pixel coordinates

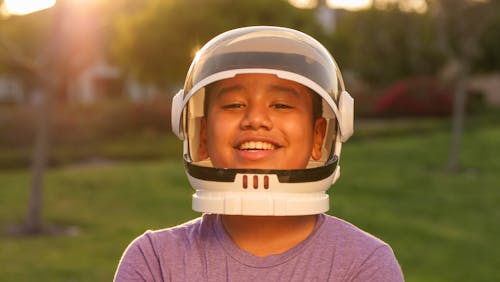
[171,26,354,216]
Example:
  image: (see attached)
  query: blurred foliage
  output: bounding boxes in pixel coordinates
[110,0,500,87]
[329,6,444,84]
[1,1,106,102]
[425,0,499,58]
[112,0,321,85]
[473,0,500,72]
[0,9,51,60]
[1,0,500,88]
[0,8,51,79]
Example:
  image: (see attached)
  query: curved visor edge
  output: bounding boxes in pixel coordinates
[182,69,341,121]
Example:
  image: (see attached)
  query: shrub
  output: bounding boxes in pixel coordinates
[373,77,453,117]
[0,96,173,168]
[0,96,171,146]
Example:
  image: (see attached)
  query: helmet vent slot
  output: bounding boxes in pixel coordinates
[243,175,248,189]
[241,175,270,190]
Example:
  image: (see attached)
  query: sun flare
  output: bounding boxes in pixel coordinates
[4,0,56,15]
[289,0,372,10]
[289,0,427,12]
[328,0,371,10]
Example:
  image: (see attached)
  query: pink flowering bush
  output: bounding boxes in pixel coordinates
[374,77,453,117]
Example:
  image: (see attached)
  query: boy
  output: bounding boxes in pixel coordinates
[115,26,404,281]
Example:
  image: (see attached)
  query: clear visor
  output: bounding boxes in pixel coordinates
[183,26,342,100]
[180,26,343,166]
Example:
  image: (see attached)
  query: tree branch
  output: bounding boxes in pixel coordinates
[0,34,43,75]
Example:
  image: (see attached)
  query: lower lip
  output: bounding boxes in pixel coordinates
[236,149,276,161]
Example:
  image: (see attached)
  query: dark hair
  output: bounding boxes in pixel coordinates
[204,84,323,122]
[311,91,323,121]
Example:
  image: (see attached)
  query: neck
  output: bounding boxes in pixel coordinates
[221,214,318,257]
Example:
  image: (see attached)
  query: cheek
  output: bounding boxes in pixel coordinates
[205,117,236,165]
[206,123,225,149]
[281,117,315,162]
[207,115,237,139]
[283,117,314,141]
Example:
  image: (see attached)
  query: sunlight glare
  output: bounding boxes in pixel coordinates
[290,0,371,10]
[290,0,427,12]
[289,0,318,9]
[328,0,371,10]
[4,0,56,15]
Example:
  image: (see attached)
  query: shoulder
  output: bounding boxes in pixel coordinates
[317,214,404,281]
[128,216,207,252]
[114,215,214,281]
[320,214,388,248]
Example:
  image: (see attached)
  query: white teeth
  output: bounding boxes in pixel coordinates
[239,141,275,150]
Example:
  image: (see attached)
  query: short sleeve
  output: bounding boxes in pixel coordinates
[352,245,404,282]
[114,232,162,282]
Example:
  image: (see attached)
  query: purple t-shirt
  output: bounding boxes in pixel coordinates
[115,214,403,281]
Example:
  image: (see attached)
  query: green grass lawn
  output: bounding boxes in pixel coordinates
[1,120,499,281]
[336,123,500,282]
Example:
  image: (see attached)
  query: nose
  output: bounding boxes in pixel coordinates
[240,103,273,130]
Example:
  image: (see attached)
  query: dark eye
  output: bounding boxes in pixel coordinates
[222,103,245,109]
[271,103,293,109]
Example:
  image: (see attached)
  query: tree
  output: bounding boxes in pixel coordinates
[1,0,101,235]
[1,3,54,235]
[424,0,497,172]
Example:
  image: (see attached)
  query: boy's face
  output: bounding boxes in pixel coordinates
[199,73,326,170]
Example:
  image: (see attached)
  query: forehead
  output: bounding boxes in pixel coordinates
[207,73,312,98]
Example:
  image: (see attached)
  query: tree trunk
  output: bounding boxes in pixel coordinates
[23,87,51,233]
[15,2,65,235]
[447,62,468,172]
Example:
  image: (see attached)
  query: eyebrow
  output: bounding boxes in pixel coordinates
[212,83,303,100]
[214,85,244,99]
[268,84,301,98]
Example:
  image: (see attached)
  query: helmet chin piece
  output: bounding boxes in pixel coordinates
[186,157,341,216]
[171,26,354,216]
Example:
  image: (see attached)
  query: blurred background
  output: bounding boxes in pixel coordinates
[0,0,499,281]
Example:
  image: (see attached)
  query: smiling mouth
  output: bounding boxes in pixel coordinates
[238,141,276,151]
